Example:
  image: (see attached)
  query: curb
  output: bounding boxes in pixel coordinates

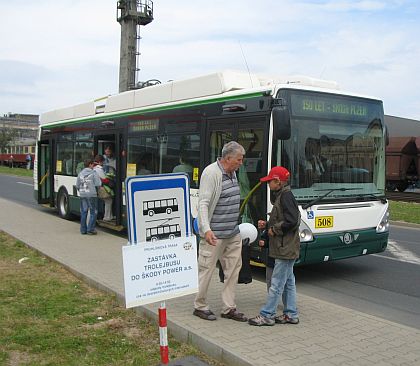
[390,220,420,229]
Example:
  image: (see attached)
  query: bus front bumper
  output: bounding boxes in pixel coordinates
[249,228,389,267]
[298,228,389,265]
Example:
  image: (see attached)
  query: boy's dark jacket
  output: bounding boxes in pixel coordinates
[267,184,300,260]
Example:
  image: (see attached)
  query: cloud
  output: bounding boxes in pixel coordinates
[0,60,48,88]
[0,1,119,68]
[0,59,117,115]
[320,0,387,11]
[0,0,419,119]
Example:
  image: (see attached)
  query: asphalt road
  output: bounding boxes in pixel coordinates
[0,173,38,208]
[1,173,420,329]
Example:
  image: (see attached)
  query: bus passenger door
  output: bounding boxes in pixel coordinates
[116,131,125,226]
[37,139,54,206]
[207,121,234,164]
[237,121,268,225]
[94,132,125,229]
[206,116,268,264]
[207,117,268,220]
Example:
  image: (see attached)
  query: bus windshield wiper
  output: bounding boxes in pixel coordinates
[355,193,387,204]
[302,188,360,209]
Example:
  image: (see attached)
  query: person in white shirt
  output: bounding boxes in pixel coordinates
[94,155,114,221]
[103,145,116,174]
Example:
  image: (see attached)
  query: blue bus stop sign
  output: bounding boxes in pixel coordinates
[125,173,192,244]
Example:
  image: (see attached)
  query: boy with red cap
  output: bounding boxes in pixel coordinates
[248,166,301,326]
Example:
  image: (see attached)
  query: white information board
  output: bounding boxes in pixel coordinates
[122,236,198,307]
[123,173,198,307]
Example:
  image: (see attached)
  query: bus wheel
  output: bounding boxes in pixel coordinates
[166,208,172,214]
[57,188,73,220]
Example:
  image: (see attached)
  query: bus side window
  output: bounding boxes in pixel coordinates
[160,128,200,188]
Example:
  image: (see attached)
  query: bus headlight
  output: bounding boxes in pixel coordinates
[376,209,390,233]
[299,221,314,242]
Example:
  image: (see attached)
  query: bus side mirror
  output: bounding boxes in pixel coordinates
[272,106,291,140]
[385,125,389,146]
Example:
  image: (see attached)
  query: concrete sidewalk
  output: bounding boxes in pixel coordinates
[1,197,419,366]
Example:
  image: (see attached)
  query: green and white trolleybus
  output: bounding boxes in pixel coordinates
[34,70,389,265]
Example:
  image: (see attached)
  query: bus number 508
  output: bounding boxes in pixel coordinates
[315,216,334,228]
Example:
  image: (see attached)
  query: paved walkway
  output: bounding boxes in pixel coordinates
[1,197,419,366]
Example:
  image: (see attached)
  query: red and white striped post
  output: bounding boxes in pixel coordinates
[159,301,169,365]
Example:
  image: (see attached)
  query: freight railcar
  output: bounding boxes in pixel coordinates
[386,137,419,191]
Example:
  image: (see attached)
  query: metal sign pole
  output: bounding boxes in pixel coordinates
[159,300,169,365]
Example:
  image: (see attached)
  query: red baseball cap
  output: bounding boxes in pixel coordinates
[260,166,290,182]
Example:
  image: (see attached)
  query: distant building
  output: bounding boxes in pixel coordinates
[0,113,39,154]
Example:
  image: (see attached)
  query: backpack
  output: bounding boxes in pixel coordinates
[79,173,93,194]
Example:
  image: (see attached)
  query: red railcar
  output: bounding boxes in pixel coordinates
[416,138,420,184]
[0,153,35,168]
[386,137,418,191]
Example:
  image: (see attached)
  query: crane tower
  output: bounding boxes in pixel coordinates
[117,0,154,92]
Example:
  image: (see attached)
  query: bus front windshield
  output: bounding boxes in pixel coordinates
[274,90,386,202]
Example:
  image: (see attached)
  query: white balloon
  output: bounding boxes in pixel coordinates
[239,223,258,242]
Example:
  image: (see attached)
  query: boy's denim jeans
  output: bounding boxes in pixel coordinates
[260,258,298,319]
[80,197,98,234]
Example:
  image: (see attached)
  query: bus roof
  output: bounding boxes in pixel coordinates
[39,70,379,126]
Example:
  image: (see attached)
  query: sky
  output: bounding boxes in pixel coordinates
[1,0,420,121]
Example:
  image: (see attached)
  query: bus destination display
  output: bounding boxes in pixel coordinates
[129,119,159,133]
[291,93,382,121]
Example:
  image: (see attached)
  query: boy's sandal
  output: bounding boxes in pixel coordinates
[221,308,248,322]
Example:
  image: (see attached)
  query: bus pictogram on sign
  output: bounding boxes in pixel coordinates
[146,224,181,242]
[143,198,179,217]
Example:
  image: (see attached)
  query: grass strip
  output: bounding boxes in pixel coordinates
[0,231,223,366]
[0,166,33,177]
[389,200,420,225]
